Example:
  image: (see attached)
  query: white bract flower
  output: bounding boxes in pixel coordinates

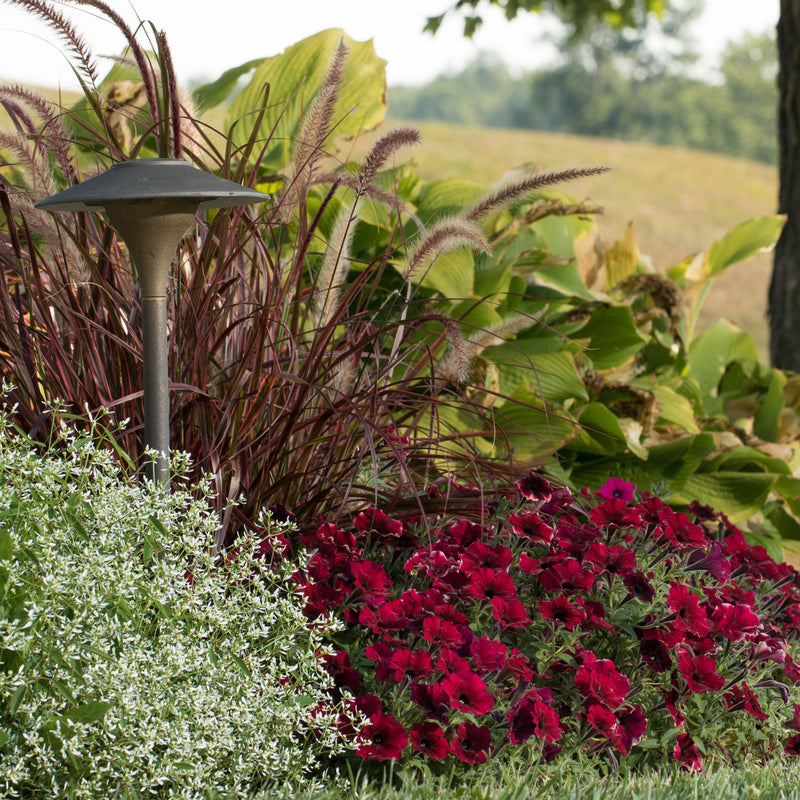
[0,407,355,798]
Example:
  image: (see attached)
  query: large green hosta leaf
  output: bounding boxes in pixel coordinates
[224,30,387,167]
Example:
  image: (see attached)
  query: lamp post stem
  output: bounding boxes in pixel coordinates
[142,295,170,485]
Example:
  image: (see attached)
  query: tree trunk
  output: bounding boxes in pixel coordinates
[771,1,800,369]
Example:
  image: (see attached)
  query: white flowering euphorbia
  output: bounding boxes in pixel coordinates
[0,400,354,799]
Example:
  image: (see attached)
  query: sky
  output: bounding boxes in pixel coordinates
[0,0,782,92]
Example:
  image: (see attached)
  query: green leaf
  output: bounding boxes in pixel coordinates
[0,528,11,562]
[484,346,587,403]
[704,216,785,278]
[227,30,387,162]
[495,390,577,461]
[688,320,760,398]
[64,700,113,725]
[417,249,475,297]
[193,58,264,110]
[575,306,648,370]
[416,179,485,219]
[647,383,700,433]
[528,263,596,300]
[753,371,785,441]
[569,403,628,455]
[674,471,776,522]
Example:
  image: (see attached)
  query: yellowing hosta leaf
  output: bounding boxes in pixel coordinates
[604,222,642,290]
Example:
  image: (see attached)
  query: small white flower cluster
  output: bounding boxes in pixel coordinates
[0,406,353,798]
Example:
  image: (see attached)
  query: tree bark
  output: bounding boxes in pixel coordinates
[770,1,800,369]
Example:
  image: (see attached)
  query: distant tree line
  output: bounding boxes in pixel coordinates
[389,31,777,165]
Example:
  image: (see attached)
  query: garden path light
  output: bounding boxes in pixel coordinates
[36,158,268,484]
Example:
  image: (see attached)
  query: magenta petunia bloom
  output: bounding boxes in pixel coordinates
[450,721,492,764]
[574,654,631,709]
[673,732,703,772]
[538,595,586,630]
[353,508,405,538]
[410,722,450,760]
[440,670,494,716]
[678,651,725,694]
[617,704,647,752]
[357,712,408,761]
[597,478,635,503]
[507,698,563,744]
[491,595,530,628]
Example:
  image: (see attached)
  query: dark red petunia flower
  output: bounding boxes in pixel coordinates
[661,509,707,550]
[507,698,563,744]
[351,559,392,601]
[785,734,800,756]
[589,497,631,527]
[673,732,703,772]
[422,615,464,648]
[469,567,518,600]
[388,648,435,683]
[597,478,635,503]
[492,595,531,628]
[723,683,769,721]
[623,569,656,602]
[461,541,514,574]
[516,472,553,503]
[665,688,685,727]
[470,637,508,674]
[508,510,554,545]
[639,634,673,673]
[586,704,629,753]
[538,595,586,630]
[442,518,486,547]
[685,541,731,582]
[583,542,637,577]
[411,682,450,722]
[440,670,494,716]
[437,648,471,675]
[354,508,405,539]
[578,598,616,632]
[574,653,630,709]
[321,651,362,695]
[667,582,711,639]
[677,651,725,694]
[354,693,382,718]
[709,602,761,641]
[410,721,450,760]
[617,704,647,752]
[450,721,493,764]
[790,703,800,731]
[539,558,595,594]
[356,712,408,761]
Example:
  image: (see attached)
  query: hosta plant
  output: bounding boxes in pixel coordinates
[0,398,354,799]
[297,473,800,776]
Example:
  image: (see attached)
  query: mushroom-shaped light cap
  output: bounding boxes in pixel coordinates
[35,158,269,212]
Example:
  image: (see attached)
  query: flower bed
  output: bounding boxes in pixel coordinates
[295,474,800,773]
